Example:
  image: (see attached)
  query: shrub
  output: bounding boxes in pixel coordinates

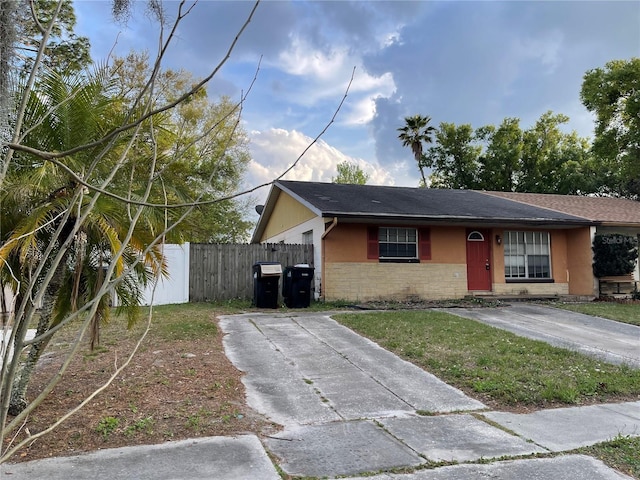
[592,234,638,277]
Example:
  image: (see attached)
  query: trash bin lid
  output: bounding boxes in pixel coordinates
[259,263,282,276]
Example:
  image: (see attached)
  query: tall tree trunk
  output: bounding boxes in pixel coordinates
[0,1,16,153]
[8,264,64,416]
[417,155,427,187]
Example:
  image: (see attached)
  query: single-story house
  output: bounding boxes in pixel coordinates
[251,181,640,302]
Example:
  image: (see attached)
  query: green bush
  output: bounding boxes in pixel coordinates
[592,234,638,277]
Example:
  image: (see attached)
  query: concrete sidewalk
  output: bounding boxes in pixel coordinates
[0,435,281,479]
[2,310,638,479]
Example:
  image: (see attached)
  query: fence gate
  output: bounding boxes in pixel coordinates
[189,243,314,302]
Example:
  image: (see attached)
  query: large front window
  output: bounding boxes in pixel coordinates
[504,231,551,279]
[379,227,417,260]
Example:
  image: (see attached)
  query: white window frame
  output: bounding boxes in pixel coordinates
[302,230,313,245]
[504,231,552,280]
[378,227,418,260]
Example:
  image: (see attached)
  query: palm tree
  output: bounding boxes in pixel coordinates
[397,114,436,186]
[0,67,166,415]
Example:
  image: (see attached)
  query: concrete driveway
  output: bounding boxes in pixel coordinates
[443,304,640,368]
[218,311,637,479]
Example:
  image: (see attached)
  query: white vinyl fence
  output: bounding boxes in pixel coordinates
[140,243,190,306]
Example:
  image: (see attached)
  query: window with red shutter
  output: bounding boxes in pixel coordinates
[419,228,431,260]
[366,227,428,262]
[367,227,379,259]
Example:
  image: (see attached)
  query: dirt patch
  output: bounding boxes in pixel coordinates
[4,310,279,462]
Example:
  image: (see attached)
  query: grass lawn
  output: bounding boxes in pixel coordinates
[553,302,640,326]
[579,436,640,479]
[334,310,640,407]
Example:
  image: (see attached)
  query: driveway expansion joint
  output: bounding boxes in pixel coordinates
[218,310,639,479]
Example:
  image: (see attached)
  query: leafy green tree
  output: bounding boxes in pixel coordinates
[407,112,594,194]
[517,111,594,194]
[426,123,480,189]
[109,52,252,242]
[581,58,640,197]
[593,234,638,277]
[547,131,599,195]
[397,114,435,186]
[14,0,91,74]
[476,118,522,191]
[332,161,370,185]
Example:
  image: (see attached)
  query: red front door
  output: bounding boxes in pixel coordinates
[466,229,491,291]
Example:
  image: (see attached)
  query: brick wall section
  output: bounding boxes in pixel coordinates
[324,262,468,301]
[492,282,569,296]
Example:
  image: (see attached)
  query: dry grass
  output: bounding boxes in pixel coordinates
[4,303,278,462]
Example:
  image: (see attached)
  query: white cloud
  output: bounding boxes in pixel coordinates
[512,31,564,75]
[277,36,347,80]
[341,70,396,126]
[269,35,396,114]
[380,30,403,48]
[352,71,395,94]
[344,96,378,125]
[245,128,394,203]
[74,0,639,196]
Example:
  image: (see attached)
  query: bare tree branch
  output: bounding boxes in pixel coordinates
[6,1,260,164]
[276,66,356,181]
[1,307,154,461]
[1,0,64,183]
[0,0,353,462]
[8,63,355,211]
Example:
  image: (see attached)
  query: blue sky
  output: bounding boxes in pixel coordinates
[73,0,640,205]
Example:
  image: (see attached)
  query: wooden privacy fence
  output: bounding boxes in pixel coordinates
[189,243,314,302]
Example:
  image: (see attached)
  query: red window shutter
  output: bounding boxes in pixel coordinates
[367,227,379,259]
[419,228,431,260]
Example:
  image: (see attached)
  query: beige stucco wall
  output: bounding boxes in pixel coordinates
[261,192,316,241]
[432,227,468,263]
[550,230,569,285]
[323,223,369,262]
[324,262,468,301]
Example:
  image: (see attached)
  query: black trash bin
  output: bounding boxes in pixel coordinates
[282,264,314,308]
[253,262,282,308]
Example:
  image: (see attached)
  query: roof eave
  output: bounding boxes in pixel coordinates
[250,183,279,244]
[319,212,594,228]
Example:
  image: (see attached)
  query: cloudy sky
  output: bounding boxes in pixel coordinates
[73,0,639,208]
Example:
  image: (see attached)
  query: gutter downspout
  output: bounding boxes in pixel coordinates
[320,217,338,301]
[321,217,338,240]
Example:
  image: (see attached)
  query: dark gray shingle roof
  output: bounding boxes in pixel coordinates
[277,181,590,224]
